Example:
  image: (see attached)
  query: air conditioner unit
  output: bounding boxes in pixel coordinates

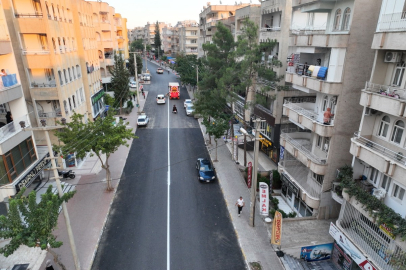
[384,52,401,63]
[372,188,386,200]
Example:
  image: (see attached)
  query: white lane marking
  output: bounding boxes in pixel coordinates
[167,98,171,270]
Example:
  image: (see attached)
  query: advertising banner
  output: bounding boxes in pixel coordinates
[233,136,238,161]
[329,223,377,270]
[259,182,269,215]
[280,146,285,160]
[300,243,333,262]
[271,211,282,245]
[247,162,252,188]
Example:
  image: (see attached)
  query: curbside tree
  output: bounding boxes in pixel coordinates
[108,52,130,115]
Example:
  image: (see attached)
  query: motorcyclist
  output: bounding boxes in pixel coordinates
[173,105,177,113]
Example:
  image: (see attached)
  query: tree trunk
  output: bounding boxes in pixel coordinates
[105,156,113,191]
[231,120,234,160]
[120,98,123,115]
[214,139,218,162]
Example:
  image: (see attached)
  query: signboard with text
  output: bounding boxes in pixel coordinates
[300,243,333,262]
[259,182,269,216]
[271,211,282,245]
[247,162,252,188]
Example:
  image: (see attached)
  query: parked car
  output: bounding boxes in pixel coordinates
[137,114,149,127]
[157,68,164,74]
[186,104,194,116]
[143,74,151,81]
[196,158,216,182]
[129,81,137,88]
[156,94,166,104]
[184,99,192,108]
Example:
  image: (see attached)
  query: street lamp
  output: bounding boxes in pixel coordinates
[240,118,266,227]
[19,120,80,270]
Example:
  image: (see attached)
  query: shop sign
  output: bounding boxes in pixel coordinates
[329,223,377,270]
[300,243,333,262]
[247,162,252,188]
[15,153,51,192]
[91,89,105,105]
[259,134,272,147]
[281,173,299,197]
[379,223,396,240]
[259,182,269,216]
[271,211,282,245]
[280,146,285,160]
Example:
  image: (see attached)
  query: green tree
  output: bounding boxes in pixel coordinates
[174,54,202,88]
[0,187,75,259]
[154,21,162,58]
[128,53,143,77]
[108,52,131,114]
[146,44,152,52]
[204,116,229,161]
[55,112,136,191]
[131,39,144,52]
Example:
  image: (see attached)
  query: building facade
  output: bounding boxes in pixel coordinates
[178,21,198,55]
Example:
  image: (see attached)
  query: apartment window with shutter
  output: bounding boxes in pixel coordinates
[391,120,404,144]
[378,116,390,138]
[392,63,405,87]
[392,183,405,201]
[369,168,379,186]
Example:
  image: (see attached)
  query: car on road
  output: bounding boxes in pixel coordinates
[137,114,149,127]
[184,99,192,108]
[196,158,216,182]
[143,74,151,81]
[156,94,166,104]
[156,68,164,74]
[186,104,194,116]
[129,80,137,88]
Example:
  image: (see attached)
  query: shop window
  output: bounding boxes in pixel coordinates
[377,116,390,138]
[392,183,405,201]
[342,8,351,30]
[333,9,342,31]
[391,120,404,144]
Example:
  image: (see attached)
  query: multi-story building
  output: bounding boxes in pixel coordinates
[178,21,198,55]
[144,21,169,54]
[162,26,173,56]
[129,26,144,43]
[114,13,129,60]
[278,0,381,220]
[0,2,49,202]
[234,4,261,40]
[198,3,248,57]
[334,0,406,269]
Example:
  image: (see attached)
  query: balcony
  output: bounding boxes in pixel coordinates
[377,12,406,32]
[0,40,12,55]
[285,72,342,95]
[23,50,52,68]
[30,83,58,100]
[279,159,321,209]
[350,132,406,184]
[289,28,349,48]
[38,109,62,118]
[0,114,31,145]
[261,0,281,10]
[0,75,23,103]
[259,27,281,41]
[15,15,47,33]
[360,82,406,117]
[280,132,328,175]
[102,40,113,48]
[283,102,334,137]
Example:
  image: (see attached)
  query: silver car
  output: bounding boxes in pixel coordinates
[143,74,151,81]
[137,114,149,126]
[186,104,194,116]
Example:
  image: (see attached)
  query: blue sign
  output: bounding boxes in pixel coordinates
[105,105,110,111]
[300,243,333,262]
[280,146,285,160]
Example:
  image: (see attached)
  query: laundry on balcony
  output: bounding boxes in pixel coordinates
[1,74,18,87]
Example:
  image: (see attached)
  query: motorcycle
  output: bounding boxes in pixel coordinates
[172,109,178,114]
[58,170,76,179]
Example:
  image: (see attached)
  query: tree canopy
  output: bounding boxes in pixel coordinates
[154,21,162,58]
[108,52,131,113]
[174,54,202,87]
[0,186,75,257]
[131,39,144,52]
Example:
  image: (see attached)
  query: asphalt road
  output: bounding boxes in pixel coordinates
[91,60,245,270]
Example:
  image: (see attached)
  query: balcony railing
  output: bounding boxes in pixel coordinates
[38,109,62,118]
[260,27,281,32]
[353,132,406,165]
[281,133,327,164]
[15,13,43,18]
[377,11,406,32]
[30,82,56,88]
[283,102,335,126]
[364,81,406,101]
[0,115,30,144]
[22,50,50,55]
[1,74,18,89]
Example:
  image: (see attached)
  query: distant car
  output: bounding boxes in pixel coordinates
[196,158,216,182]
[129,81,137,88]
[157,68,164,74]
[143,74,151,81]
[156,94,166,104]
[137,114,149,126]
[186,104,194,116]
[184,99,192,108]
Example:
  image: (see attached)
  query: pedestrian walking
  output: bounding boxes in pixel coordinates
[133,93,136,101]
[142,91,145,99]
[235,196,245,217]
[45,260,54,270]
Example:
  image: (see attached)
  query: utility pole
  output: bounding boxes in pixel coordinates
[21,120,80,270]
[196,65,198,92]
[130,52,141,113]
[144,43,148,73]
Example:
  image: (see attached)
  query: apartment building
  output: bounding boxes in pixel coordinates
[278,0,381,219]
[333,0,406,269]
[234,4,261,40]
[129,26,144,43]
[178,21,198,55]
[0,2,48,202]
[144,21,169,53]
[162,26,173,56]
[198,3,248,57]
[114,13,129,61]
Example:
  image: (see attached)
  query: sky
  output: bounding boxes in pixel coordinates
[109,0,254,29]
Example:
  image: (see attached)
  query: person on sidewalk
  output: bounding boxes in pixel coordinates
[235,196,245,217]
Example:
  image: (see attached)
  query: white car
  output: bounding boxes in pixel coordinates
[137,114,149,126]
[184,99,192,108]
[156,94,166,104]
[143,74,151,81]
[186,104,194,116]
[129,81,137,88]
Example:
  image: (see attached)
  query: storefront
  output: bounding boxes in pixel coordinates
[91,88,106,119]
[281,173,314,217]
[253,105,279,163]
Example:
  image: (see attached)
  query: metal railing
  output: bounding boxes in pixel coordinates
[0,115,30,143]
[15,13,43,18]
[352,132,406,165]
[260,27,281,32]
[377,11,406,31]
[22,50,50,55]
[30,82,56,88]
[280,133,327,165]
[364,81,406,100]
[283,102,334,126]
[38,109,62,118]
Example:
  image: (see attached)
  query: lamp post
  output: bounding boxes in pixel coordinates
[20,119,80,270]
[240,118,265,227]
[130,52,141,113]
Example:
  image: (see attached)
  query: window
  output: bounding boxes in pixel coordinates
[378,116,390,138]
[68,98,72,111]
[323,137,330,152]
[79,87,84,103]
[381,175,391,192]
[68,68,72,81]
[72,66,76,79]
[76,65,81,77]
[45,68,53,81]
[391,120,404,144]
[392,183,405,201]
[392,63,405,87]
[333,9,342,31]
[369,168,379,186]
[312,172,324,185]
[342,8,351,30]
[316,135,322,148]
[307,13,314,28]
[58,70,63,85]
[322,96,329,112]
[72,95,76,108]
[63,69,68,83]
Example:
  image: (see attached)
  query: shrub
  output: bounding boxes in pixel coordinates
[272,170,282,189]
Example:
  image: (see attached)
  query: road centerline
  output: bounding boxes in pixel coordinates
[167,97,171,270]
